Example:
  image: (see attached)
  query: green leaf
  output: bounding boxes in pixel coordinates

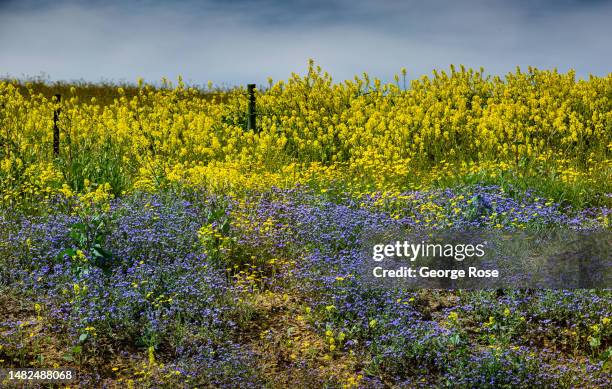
[57,248,76,259]
[449,333,461,346]
[92,245,112,259]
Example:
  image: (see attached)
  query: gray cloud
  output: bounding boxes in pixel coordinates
[0,0,610,86]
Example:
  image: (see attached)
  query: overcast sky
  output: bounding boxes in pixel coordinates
[1,0,610,86]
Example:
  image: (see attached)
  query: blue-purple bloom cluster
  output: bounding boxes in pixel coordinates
[0,185,610,387]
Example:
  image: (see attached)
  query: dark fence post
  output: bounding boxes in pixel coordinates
[53,94,61,156]
[247,84,256,132]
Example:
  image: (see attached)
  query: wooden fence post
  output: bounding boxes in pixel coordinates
[247,84,256,132]
[53,94,61,156]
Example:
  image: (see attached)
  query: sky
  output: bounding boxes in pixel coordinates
[0,0,611,86]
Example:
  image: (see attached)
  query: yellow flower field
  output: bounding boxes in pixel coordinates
[1,62,610,208]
